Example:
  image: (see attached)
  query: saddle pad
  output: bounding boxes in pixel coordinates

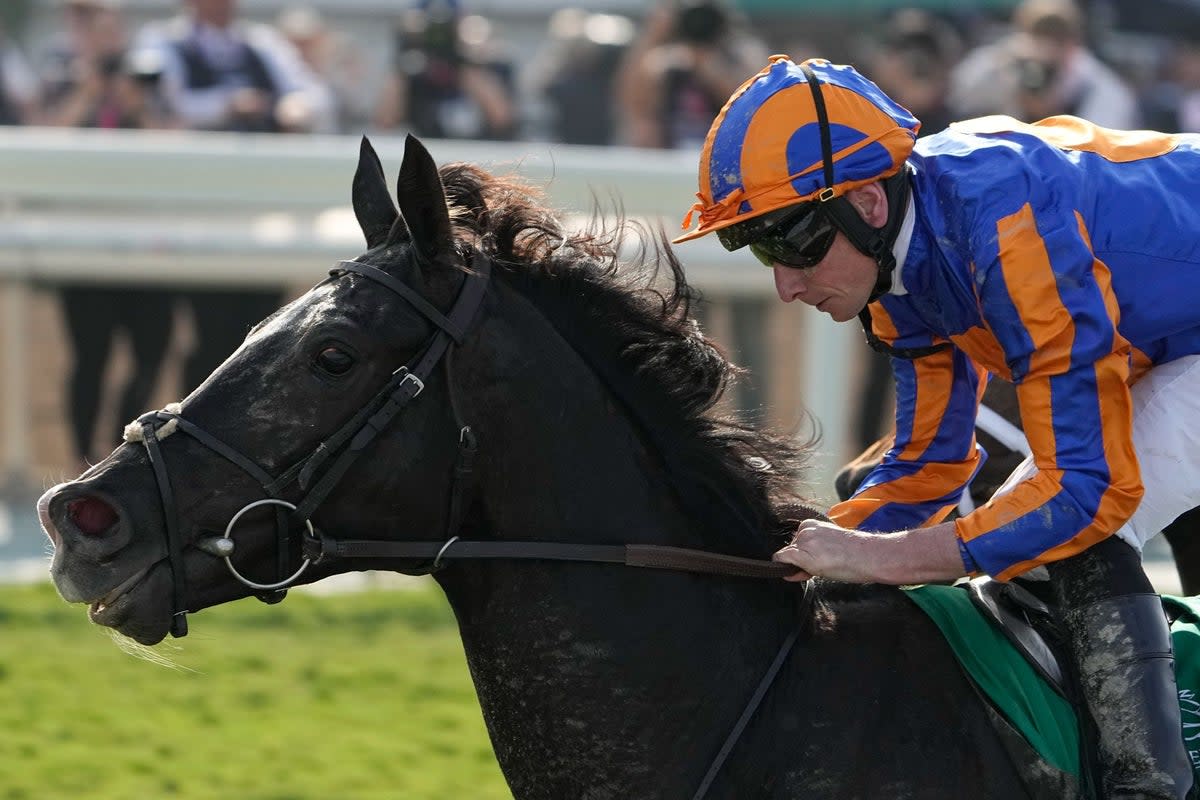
[1162,595,1200,773]
[903,584,1080,776]
[906,586,1200,783]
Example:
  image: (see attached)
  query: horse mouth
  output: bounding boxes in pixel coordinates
[87,564,152,620]
[84,563,176,643]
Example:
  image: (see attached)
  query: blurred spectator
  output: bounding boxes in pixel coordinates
[38,0,161,128]
[1142,38,1200,132]
[60,284,177,469]
[137,0,335,133]
[135,0,310,392]
[616,0,767,150]
[949,0,1140,127]
[866,9,962,137]
[525,9,635,146]
[277,6,372,133]
[0,20,38,124]
[374,0,516,140]
[35,0,177,466]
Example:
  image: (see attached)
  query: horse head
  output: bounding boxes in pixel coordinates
[38,135,491,644]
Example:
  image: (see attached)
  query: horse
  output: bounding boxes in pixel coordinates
[836,380,1200,595]
[38,135,1081,798]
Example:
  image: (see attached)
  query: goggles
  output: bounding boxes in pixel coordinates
[715,203,838,269]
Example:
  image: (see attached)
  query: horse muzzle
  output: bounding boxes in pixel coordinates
[38,477,179,645]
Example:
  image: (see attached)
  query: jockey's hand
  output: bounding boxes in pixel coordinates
[773,519,877,583]
[772,519,968,585]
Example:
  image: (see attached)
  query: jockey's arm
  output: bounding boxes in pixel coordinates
[776,320,985,582]
[828,307,989,536]
[946,203,1141,581]
[784,193,1142,585]
[773,518,964,584]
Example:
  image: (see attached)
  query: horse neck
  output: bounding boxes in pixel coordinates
[463,284,712,546]
[435,290,798,796]
[438,560,797,797]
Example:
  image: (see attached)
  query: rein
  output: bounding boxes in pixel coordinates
[304,532,800,580]
[129,250,810,798]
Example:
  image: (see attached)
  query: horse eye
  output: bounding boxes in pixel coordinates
[315,346,355,376]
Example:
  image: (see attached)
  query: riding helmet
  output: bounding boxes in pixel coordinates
[674,56,920,244]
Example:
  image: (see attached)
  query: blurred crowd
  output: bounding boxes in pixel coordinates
[5,0,1196,148]
[6,0,1199,464]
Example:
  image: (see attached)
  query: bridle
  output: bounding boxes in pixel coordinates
[129,248,809,799]
[130,254,491,638]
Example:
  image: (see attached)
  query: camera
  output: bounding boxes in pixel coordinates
[421,18,460,59]
[675,0,728,45]
[1014,56,1058,95]
[124,48,165,87]
[98,51,124,78]
[396,7,462,66]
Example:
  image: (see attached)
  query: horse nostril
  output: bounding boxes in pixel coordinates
[67,495,120,536]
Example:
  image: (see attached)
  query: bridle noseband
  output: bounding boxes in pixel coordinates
[131,255,491,638]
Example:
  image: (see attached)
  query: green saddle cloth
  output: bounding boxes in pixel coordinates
[904,585,1200,781]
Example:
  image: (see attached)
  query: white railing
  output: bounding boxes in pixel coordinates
[0,127,860,500]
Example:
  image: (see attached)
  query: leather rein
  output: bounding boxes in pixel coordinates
[130,251,808,799]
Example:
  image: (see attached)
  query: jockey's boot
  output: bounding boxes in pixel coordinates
[1049,538,1194,800]
[1065,593,1194,799]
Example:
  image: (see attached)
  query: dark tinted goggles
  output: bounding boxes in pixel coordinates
[745,204,837,268]
[715,206,794,252]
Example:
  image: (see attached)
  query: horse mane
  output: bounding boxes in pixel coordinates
[437,162,817,558]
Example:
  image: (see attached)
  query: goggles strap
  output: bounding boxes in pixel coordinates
[799,62,837,196]
[823,168,910,300]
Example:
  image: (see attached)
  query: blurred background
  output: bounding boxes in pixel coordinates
[0,0,1192,587]
[0,2,1193,797]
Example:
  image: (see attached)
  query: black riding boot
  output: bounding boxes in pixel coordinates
[1048,538,1194,800]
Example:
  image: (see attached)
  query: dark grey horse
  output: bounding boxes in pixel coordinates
[38,136,1078,798]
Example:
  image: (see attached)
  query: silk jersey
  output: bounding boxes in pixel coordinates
[829,115,1200,580]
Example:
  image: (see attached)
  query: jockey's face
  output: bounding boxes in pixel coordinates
[770,233,877,322]
[770,184,886,323]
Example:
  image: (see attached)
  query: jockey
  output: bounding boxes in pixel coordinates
[675,55,1200,799]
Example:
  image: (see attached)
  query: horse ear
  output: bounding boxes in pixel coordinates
[393,134,453,264]
[352,136,398,249]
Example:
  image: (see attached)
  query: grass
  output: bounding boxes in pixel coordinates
[0,581,512,800]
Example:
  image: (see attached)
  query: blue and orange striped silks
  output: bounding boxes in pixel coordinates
[830,115,1200,579]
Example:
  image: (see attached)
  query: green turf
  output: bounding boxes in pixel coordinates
[0,581,511,799]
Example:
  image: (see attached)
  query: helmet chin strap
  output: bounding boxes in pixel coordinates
[798,62,948,360]
[821,166,910,302]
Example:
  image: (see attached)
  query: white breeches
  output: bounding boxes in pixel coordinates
[988,353,1200,552]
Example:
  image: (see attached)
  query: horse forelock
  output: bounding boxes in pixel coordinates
[433,162,818,557]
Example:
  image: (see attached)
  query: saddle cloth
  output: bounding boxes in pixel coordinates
[904,584,1200,781]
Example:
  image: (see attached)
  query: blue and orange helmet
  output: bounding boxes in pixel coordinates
[674,56,920,245]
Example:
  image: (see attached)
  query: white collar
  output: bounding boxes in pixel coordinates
[888,188,916,297]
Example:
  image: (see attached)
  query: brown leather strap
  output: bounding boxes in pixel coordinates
[624,544,796,579]
[305,533,801,580]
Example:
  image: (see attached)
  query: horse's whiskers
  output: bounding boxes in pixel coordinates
[108,630,197,673]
